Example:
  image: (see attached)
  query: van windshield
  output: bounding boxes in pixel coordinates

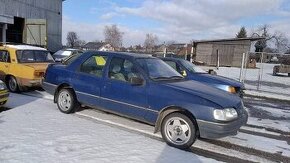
[16,50,54,63]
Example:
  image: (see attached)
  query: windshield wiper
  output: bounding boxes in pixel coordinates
[152,76,183,81]
[168,76,184,79]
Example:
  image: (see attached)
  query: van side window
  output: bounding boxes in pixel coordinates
[0,50,10,63]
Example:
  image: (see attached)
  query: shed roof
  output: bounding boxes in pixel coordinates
[193,37,265,44]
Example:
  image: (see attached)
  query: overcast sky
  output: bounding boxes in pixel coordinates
[62,0,290,47]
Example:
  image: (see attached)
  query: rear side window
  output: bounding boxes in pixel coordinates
[0,50,10,63]
[80,55,108,77]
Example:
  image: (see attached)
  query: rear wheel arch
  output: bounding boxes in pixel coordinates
[154,106,199,134]
[5,74,20,92]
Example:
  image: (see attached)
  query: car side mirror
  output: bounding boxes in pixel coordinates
[208,69,217,75]
[180,70,187,76]
[129,77,144,86]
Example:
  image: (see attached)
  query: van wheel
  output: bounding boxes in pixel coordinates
[57,88,79,114]
[161,112,197,149]
[7,76,19,93]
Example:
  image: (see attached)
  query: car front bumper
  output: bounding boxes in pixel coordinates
[0,90,9,106]
[196,111,248,139]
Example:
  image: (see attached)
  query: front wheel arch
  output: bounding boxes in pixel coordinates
[154,106,199,135]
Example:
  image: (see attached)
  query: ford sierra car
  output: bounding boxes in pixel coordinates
[42,51,248,149]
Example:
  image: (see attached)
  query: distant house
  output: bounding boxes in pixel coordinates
[82,42,114,51]
[193,37,264,67]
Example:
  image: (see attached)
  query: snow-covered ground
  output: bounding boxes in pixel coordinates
[201,63,290,98]
[1,92,290,162]
[0,93,218,163]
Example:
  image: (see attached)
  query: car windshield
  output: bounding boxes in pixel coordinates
[136,58,183,81]
[180,60,206,73]
[54,50,75,57]
[16,50,54,63]
[62,53,82,65]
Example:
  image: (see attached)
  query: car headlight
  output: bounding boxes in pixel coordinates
[0,81,6,90]
[217,85,236,93]
[213,108,238,121]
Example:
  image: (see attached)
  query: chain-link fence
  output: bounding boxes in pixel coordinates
[239,52,290,96]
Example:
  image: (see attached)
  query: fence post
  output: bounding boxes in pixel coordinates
[190,44,194,62]
[257,52,264,90]
[216,49,219,70]
[239,53,245,82]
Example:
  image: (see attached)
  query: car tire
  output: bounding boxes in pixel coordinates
[161,112,197,149]
[56,88,80,114]
[7,76,19,93]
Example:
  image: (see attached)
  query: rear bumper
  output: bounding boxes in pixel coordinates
[17,78,42,88]
[197,112,248,139]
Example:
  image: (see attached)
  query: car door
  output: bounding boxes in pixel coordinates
[71,54,108,107]
[101,57,148,120]
[0,50,11,80]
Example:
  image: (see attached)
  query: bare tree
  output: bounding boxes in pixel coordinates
[166,40,176,46]
[76,40,87,47]
[252,24,289,53]
[144,33,158,52]
[104,24,123,49]
[66,31,79,48]
[272,31,289,53]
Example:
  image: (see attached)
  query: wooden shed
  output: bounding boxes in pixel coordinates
[193,37,263,67]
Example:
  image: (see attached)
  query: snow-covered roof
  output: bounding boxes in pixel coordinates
[4,45,47,51]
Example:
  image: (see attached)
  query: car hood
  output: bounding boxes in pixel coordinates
[161,80,242,108]
[22,63,50,71]
[188,73,245,89]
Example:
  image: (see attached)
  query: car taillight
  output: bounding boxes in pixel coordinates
[34,71,44,77]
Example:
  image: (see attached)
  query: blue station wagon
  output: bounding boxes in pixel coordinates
[42,51,248,149]
[161,57,245,97]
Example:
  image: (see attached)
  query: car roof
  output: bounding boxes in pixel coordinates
[58,48,82,51]
[160,57,184,62]
[85,51,155,59]
[1,44,47,51]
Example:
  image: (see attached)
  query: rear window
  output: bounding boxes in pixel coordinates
[16,50,54,63]
[54,50,73,56]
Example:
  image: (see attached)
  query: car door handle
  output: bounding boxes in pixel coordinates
[5,65,8,68]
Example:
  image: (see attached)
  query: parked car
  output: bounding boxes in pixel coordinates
[53,49,83,62]
[0,80,9,106]
[161,57,245,97]
[42,51,248,149]
[273,64,290,76]
[0,43,54,92]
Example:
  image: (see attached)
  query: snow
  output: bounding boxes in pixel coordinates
[200,63,290,100]
[0,93,218,163]
[220,132,290,157]
[247,117,290,133]
[4,45,47,51]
